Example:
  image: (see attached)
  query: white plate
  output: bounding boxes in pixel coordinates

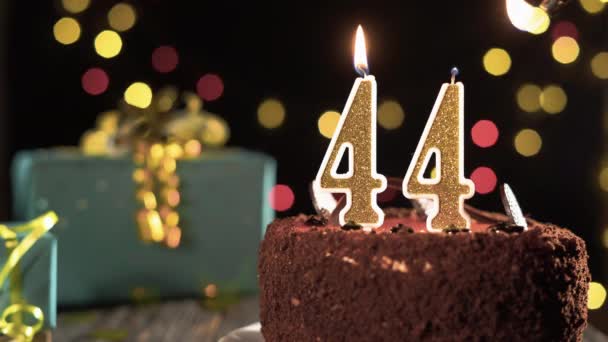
[218,322,263,342]
[218,323,607,342]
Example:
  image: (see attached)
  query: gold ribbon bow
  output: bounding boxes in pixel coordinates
[80,88,229,248]
[0,212,58,342]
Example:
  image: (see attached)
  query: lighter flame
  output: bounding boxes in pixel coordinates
[506,0,550,34]
[354,25,368,76]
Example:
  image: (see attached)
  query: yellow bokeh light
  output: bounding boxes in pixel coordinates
[516,84,542,113]
[506,0,550,34]
[94,30,123,59]
[599,167,608,191]
[591,52,608,79]
[53,17,81,45]
[580,0,605,13]
[124,82,153,109]
[589,282,607,310]
[483,48,511,76]
[318,111,341,139]
[378,100,405,130]
[540,85,567,114]
[602,227,608,248]
[108,3,137,32]
[551,37,580,64]
[62,0,90,13]
[257,98,286,129]
[514,129,542,157]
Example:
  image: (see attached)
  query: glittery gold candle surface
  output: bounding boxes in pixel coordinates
[403,82,474,230]
[315,76,386,227]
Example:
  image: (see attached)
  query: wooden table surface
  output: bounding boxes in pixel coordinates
[53,296,608,342]
[54,297,259,342]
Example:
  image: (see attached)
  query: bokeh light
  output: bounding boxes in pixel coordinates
[94,30,123,59]
[551,21,579,41]
[108,3,137,32]
[471,120,499,148]
[62,0,90,13]
[196,74,224,101]
[506,0,550,34]
[483,48,511,76]
[81,68,109,95]
[470,167,497,194]
[551,37,580,64]
[599,167,608,191]
[152,46,179,73]
[540,85,567,114]
[514,129,542,157]
[378,100,405,130]
[588,282,607,310]
[579,0,605,14]
[516,84,542,112]
[591,52,608,79]
[257,98,286,129]
[318,111,341,139]
[269,184,295,212]
[53,17,81,45]
[124,82,153,109]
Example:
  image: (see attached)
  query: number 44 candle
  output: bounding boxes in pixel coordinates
[315,26,475,232]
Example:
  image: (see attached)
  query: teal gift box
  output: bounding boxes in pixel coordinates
[0,226,57,329]
[12,148,275,306]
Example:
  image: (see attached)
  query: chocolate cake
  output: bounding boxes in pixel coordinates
[258,208,590,341]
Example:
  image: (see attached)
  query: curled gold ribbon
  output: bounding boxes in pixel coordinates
[0,211,58,341]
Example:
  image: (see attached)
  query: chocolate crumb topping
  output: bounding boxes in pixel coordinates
[305,215,328,226]
[390,224,415,234]
[443,227,471,234]
[390,224,404,233]
[341,221,362,231]
[489,222,524,234]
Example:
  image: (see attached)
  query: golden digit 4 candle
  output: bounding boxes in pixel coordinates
[403,68,475,231]
[314,26,387,228]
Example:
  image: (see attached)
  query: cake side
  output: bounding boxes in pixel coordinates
[258,209,590,342]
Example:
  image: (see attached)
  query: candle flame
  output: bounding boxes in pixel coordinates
[354,25,368,76]
[506,0,550,34]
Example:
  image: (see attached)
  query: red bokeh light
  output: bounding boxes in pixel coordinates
[471,120,499,148]
[470,166,497,195]
[151,46,179,73]
[269,184,295,212]
[551,21,579,41]
[81,67,109,95]
[196,73,224,101]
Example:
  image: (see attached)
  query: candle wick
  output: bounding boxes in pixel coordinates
[355,64,369,78]
[450,67,459,84]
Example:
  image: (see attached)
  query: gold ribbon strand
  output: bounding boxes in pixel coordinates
[0,212,58,341]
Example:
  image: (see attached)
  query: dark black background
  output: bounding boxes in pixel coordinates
[2,1,607,279]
